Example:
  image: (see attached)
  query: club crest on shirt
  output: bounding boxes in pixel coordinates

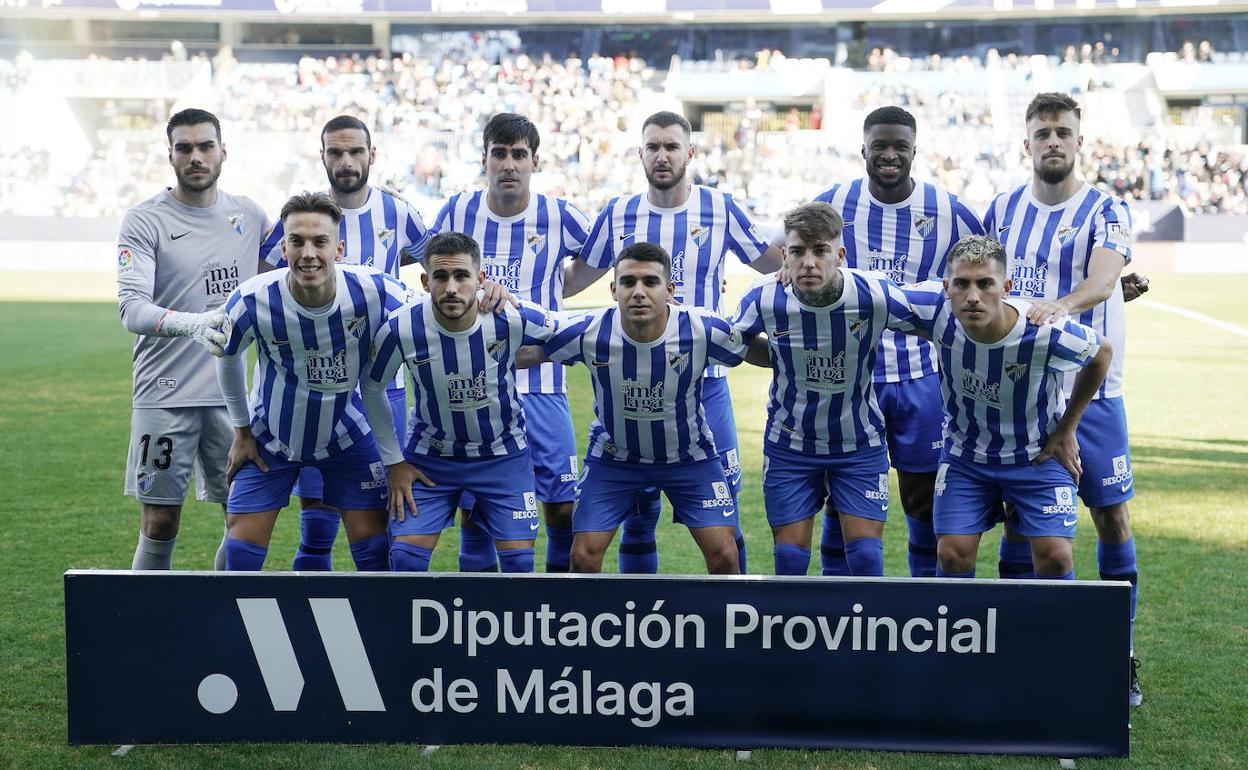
[526,231,547,256]
[117,247,135,273]
[1056,224,1079,247]
[689,224,709,247]
[376,228,396,249]
[228,214,246,236]
[1005,361,1029,382]
[668,351,690,375]
[848,317,870,340]
[487,339,508,363]
[345,315,367,339]
[912,214,937,239]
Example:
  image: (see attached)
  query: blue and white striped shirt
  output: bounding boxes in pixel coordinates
[578,186,770,377]
[907,287,1103,465]
[733,269,926,455]
[423,191,591,395]
[544,306,749,464]
[367,299,558,460]
[220,265,413,461]
[814,178,983,384]
[983,182,1132,399]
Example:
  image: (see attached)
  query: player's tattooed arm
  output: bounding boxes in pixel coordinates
[1121,272,1150,302]
[1034,336,1113,484]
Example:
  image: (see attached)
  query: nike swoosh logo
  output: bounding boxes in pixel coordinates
[1062,517,1078,527]
[1121,480,1133,493]
[171,231,192,241]
[411,357,431,366]
[773,330,791,338]
[996,225,1010,235]
[529,523,540,531]
[722,510,734,517]
[618,232,636,243]
[591,360,610,367]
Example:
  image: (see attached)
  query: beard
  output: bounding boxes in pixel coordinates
[867,163,909,189]
[645,163,686,192]
[175,164,220,192]
[1038,157,1075,185]
[328,164,369,195]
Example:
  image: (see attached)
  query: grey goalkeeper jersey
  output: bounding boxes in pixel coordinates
[118,188,270,408]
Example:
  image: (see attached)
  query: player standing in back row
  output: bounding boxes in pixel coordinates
[810,106,983,578]
[117,108,269,570]
[984,92,1143,707]
[423,113,592,574]
[258,115,427,572]
[567,110,784,573]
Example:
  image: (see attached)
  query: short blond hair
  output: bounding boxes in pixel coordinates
[946,235,1007,277]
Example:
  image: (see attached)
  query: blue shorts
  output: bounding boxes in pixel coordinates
[764,442,890,526]
[392,450,538,542]
[461,393,578,513]
[703,375,742,495]
[876,374,943,473]
[574,457,737,533]
[933,453,1078,539]
[1076,397,1134,508]
[294,388,406,501]
[227,438,387,514]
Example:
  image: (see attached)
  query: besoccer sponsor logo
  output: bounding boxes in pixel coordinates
[1102,454,1134,488]
[305,348,351,393]
[725,448,740,475]
[621,379,665,420]
[702,481,733,509]
[1041,486,1078,516]
[912,214,937,239]
[803,349,847,393]
[957,370,1000,406]
[1010,262,1049,298]
[117,248,135,273]
[360,461,386,491]
[866,250,908,285]
[446,371,489,411]
[865,472,889,502]
[559,455,579,483]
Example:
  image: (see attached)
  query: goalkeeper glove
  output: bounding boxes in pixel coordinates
[158,310,228,357]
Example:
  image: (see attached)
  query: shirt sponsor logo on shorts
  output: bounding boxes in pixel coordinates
[724,448,740,475]
[865,472,889,501]
[1102,454,1133,488]
[1042,486,1078,516]
[560,455,579,483]
[702,480,734,509]
[360,461,386,491]
[512,492,538,521]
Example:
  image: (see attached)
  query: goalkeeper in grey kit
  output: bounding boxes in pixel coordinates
[117,108,270,570]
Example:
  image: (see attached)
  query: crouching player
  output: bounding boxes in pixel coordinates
[214,192,412,571]
[527,242,752,575]
[907,235,1111,579]
[732,202,930,576]
[362,231,555,573]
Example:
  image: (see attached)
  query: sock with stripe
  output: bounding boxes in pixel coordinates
[619,491,662,574]
[998,536,1036,579]
[292,507,339,571]
[1098,538,1139,649]
[458,520,498,572]
[905,514,938,577]
[224,538,268,571]
[348,534,390,572]
[844,536,884,576]
[820,511,851,576]
[544,525,573,573]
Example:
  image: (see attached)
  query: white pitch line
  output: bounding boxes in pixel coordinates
[1136,299,1248,339]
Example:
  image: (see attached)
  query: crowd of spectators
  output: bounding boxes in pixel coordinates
[1,42,1245,224]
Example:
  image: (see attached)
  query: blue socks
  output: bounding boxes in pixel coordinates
[498,547,536,574]
[844,536,884,576]
[734,513,748,574]
[458,521,498,572]
[292,507,339,571]
[998,537,1035,579]
[1098,538,1138,648]
[225,538,268,571]
[545,525,573,573]
[936,565,976,578]
[773,543,811,576]
[391,542,433,572]
[820,511,851,576]
[348,534,389,572]
[619,490,662,574]
[905,515,938,577]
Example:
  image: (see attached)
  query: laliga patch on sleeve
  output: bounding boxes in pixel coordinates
[117,248,135,273]
[1106,222,1131,240]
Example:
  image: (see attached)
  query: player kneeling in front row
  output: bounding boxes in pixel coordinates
[733,202,929,577]
[523,242,753,575]
[214,192,411,571]
[363,231,555,573]
[905,236,1111,579]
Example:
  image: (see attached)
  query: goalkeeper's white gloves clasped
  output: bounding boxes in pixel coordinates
[160,310,228,357]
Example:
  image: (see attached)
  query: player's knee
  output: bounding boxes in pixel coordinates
[1091,503,1132,542]
[1032,540,1074,577]
[705,544,741,575]
[140,505,181,540]
[570,539,605,573]
[937,538,975,573]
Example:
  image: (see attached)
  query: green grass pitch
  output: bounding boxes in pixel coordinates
[0,273,1244,769]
